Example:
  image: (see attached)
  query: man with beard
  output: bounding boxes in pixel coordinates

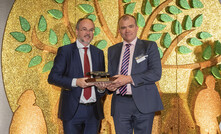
[48,18,106,134]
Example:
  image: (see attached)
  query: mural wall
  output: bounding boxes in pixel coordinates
[1,0,221,133]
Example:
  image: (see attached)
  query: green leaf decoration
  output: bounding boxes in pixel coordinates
[10,32,26,42]
[38,15,47,32]
[179,0,191,9]
[28,56,42,68]
[137,13,145,28]
[152,24,166,32]
[199,32,212,39]
[159,14,174,22]
[95,40,107,49]
[42,61,54,73]
[48,9,63,19]
[202,45,212,60]
[211,66,221,79]
[55,0,64,3]
[87,14,96,22]
[19,16,30,32]
[189,37,203,46]
[123,0,131,3]
[173,20,182,35]
[215,40,221,55]
[163,32,171,48]
[193,14,203,27]
[183,15,192,30]
[158,47,163,59]
[143,1,152,15]
[49,29,58,45]
[125,2,136,14]
[148,33,162,41]
[191,0,204,8]
[63,33,71,46]
[151,0,160,7]
[94,27,100,36]
[78,4,94,13]
[195,70,204,85]
[219,64,221,71]
[168,6,183,15]
[15,44,32,53]
[178,45,192,54]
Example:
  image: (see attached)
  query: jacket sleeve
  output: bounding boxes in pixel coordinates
[48,47,73,90]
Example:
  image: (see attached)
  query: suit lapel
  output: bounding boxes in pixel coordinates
[112,43,123,75]
[132,39,145,72]
[90,45,97,71]
[72,43,84,77]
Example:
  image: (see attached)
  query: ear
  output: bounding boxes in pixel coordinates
[76,29,79,36]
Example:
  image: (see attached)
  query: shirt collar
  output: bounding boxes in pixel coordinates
[76,39,90,49]
[123,37,137,46]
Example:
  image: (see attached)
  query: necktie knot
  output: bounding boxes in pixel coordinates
[83,47,88,51]
[126,44,131,47]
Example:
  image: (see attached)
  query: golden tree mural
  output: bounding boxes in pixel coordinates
[3,0,221,133]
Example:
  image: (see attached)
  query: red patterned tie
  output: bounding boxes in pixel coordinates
[119,44,131,95]
[83,47,91,100]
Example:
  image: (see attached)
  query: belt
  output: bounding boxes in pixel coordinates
[116,94,132,97]
[80,102,96,106]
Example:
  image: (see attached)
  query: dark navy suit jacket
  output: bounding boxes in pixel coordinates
[108,39,163,115]
[48,42,105,121]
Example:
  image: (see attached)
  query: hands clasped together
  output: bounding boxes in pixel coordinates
[76,75,133,91]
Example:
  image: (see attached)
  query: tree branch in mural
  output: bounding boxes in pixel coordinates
[63,0,76,42]
[32,27,57,54]
[140,0,173,39]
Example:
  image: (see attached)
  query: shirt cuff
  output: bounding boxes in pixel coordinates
[97,88,105,93]
[72,78,78,87]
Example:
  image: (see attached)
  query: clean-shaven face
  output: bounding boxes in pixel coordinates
[76,19,95,46]
[118,16,138,43]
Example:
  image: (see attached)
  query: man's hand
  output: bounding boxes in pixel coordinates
[76,78,93,88]
[94,82,108,90]
[106,75,132,91]
[112,75,132,87]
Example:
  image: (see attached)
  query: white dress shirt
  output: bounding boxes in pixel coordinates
[116,37,137,95]
[71,40,96,103]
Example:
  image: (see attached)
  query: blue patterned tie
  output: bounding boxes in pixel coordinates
[119,44,131,95]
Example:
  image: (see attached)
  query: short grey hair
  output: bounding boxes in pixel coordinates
[75,18,94,30]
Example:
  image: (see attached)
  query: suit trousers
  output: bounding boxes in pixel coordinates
[63,103,100,134]
[113,95,155,134]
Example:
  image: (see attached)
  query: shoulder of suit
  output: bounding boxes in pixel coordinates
[91,45,104,53]
[59,42,76,50]
[108,42,122,49]
[139,39,156,45]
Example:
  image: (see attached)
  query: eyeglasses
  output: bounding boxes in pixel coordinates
[79,28,94,33]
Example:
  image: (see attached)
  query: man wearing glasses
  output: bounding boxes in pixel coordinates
[48,18,106,134]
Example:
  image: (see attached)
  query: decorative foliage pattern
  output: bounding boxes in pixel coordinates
[38,15,47,32]
[10,32,26,42]
[47,9,63,19]
[78,4,94,13]
[195,70,204,85]
[19,16,30,32]
[15,44,32,53]
[28,56,42,67]
[49,29,58,45]
[125,2,136,14]
[5,0,221,133]
[178,45,192,54]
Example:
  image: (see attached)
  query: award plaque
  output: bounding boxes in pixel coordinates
[85,71,117,83]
